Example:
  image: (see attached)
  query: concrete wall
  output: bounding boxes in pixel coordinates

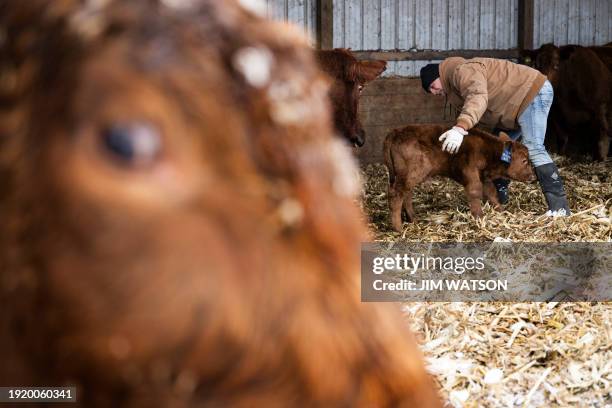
[357,78,452,164]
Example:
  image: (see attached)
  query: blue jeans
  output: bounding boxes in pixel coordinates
[505,80,554,167]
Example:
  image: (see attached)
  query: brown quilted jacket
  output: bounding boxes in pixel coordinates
[439,57,546,130]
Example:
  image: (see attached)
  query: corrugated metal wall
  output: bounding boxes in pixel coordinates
[333,0,518,50]
[265,0,611,77]
[533,0,612,47]
[265,0,317,40]
[333,0,519,76]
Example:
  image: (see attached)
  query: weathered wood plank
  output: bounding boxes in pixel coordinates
[495,0,512,49]
[448,0,463,49]
[464,0,480,49]
[317,0,334,49]
[358,78,451,163]
[267,0,286,21]
[353,49,520,61]
[479,0,495,49]
[553,0,569,45]
[360,94,447,110]
[509,0,518,48]
[288,0,306,32]
[432,0,449,49]
[332,0,345,47]
[518,0,535,49]
[363,0,381,50]
[595,0,609,45]
[380,0,396,74]
[579,0,595,45]
[567,0,581,44]
[346,0,363,49]
[538,0,555,45]
[380,0,395,49]
[416,0,433,49]
[397,0,415,75]
[532,0,540,46]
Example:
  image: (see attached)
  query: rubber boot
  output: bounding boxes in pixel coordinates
[534,163,571,216]
[493,179,510,205]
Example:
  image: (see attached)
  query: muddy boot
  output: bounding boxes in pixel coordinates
[493,179,510,205]
[535,163,571,216]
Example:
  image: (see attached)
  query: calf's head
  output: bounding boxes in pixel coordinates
[316,49,386,147]
[0,1,439,407]
[500,136,535,182]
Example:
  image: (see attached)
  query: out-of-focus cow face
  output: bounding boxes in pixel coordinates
[316,49,386,147]
[521,43,560,78]
[0,1,442,407]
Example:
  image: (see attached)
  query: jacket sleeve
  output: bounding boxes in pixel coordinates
[452,62,488,130]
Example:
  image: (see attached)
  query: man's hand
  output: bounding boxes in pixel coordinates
[439,126,468,154]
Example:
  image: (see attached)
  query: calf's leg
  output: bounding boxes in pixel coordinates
[596,104,610,160]
[402,187,416,223]
[483,179,503,210]
[462,170,484,218]
[388,187,404,232]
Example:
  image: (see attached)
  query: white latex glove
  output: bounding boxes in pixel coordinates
[439,126,468,154]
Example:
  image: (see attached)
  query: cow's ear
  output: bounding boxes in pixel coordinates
[498,132,511,142]
[352,60,387,83]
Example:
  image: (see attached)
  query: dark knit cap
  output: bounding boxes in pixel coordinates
[420,63,440,92]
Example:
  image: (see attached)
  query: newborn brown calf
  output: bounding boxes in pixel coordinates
[384,124,535,231]
[0,1,441,407]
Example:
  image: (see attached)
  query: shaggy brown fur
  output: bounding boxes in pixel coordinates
[384,124,535,231]
[522,43,612,160]
[0,1,441,407]
[316,48,386,147]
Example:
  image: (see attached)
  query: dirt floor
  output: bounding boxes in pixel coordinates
[360,156,611,407]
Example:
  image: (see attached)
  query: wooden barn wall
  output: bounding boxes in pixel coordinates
[333,0,519,77]
[265,0,317,41]
[533,0,612,48]
[357,78,452,164]
[262,1,611,164]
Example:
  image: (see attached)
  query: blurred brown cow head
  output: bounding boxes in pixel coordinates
[0,1,440,407]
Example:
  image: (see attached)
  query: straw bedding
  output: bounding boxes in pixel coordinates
[360,156,611,407]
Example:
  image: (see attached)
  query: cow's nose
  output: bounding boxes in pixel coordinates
[353,130,365,147]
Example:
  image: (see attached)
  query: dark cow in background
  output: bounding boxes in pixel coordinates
[384,124,535,231]
[316,48,386,147]
[0,1,442,407]
[522,43,612,160]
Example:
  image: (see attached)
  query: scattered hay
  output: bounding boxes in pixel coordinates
[403,302,611,408]
[360,157,611,407]
[361,157,611,242]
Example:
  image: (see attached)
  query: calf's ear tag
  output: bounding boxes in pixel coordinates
[501,145,512,164]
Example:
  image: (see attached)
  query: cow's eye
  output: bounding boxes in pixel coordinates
[101,122,162,166]
[358,84,364,92]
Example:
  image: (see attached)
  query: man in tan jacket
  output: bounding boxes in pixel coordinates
[420,58,570,216]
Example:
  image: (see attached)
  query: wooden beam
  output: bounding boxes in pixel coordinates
[316,0,334,49]
[352,49,521,61]
[518,0,534,50]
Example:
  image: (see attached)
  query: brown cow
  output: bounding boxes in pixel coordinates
[384,124,534,231]
[316,48,386,147]
[522,43,612,160]
[0,1,442,407]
